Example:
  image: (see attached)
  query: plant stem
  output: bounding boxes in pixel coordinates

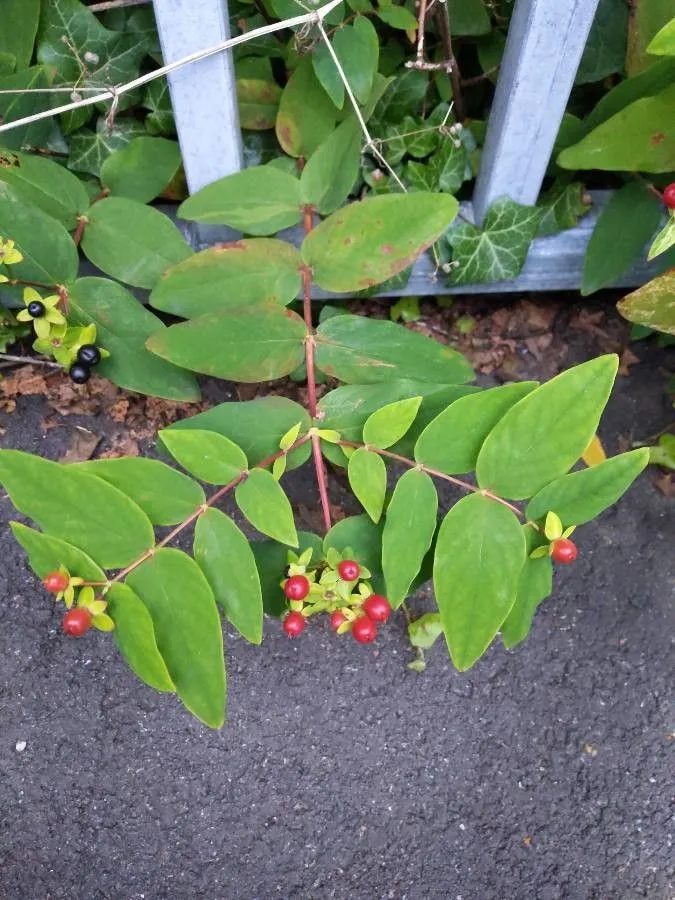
[73,215,88,247]
[10,278,58,291]
[110,435,312,585]
[312,433,333,534]
[435,3,465,122]
[0,353,61,369]
[337,440,524,518]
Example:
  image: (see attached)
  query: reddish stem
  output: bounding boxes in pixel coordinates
[312,433,333,534]
[73,215,88,247]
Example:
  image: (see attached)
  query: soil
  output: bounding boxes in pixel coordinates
[0,295,673,900]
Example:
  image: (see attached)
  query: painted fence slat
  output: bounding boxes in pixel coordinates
[472,0,602,225]
[152,0,243,194]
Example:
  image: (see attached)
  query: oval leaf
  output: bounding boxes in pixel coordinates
[126,549,226,728]
[10,522,106,582]
[302,193,459,292]
[501,532,553,649]
[300,117,361,216]
[382,469,438,607]
[363,396,422,449]
[618,269,675,335]
[107,583,175,693]
[476,355,619,499]
[75,457,205,526]
[414,382,537,474]
[0,450,154,568]
[347,448,387,523]
[81,196,192,289]
[160,428,248,485]
[178,165,302,234]
[0,151,89,230]
[150,239,302,318]
[100,136,182,204]
[526,448,650,525]
[147,305,307,383]
[235,468,298,547]
[433,493,526,670]
[194,508,263,644]
[276,58,337,158]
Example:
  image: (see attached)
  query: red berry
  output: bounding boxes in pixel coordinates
[282,611,306,638]
[663,183,675,209]
[363,594,392,623]
[338,559,360,581]
[283,574,310,601]
[551,538,578,564]
[352,615,377,644]
[329,611,346,631]
[43,571,68,593]
[62,608,92,637]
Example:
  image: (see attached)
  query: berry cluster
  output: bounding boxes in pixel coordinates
[43,568,114,636]
[68,343,102,384]
[280,550,392,644]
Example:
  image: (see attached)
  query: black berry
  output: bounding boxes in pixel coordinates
[77,344,101,367]
[69,364,91,384]
[27,301,46,318]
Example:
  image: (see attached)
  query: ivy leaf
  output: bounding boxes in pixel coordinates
[235,468,298,547]
[434,493,526,670]
[126,549,226,728]
[142,79,175,135]
[81,197,193,290]
[575,0,629,85]
[10,522,106,583]
[363,396,422,449]
[160,429,248,485]
[67,277,201,402]
[347,448,387,523]
[300,117,362,216]
[382,469,438,607]
[536,182,591,237]
[151,239,302,319]
[100,137,182,204]
[447,196,542,285]
[178,165,302,234]
[373,69,428,124]
[476,356,619,499]
[0,67,53,150]
[76,457,205,526]
[0,450,154,568]
[276,58,338,158]
[68,118,147,177]
[107,583,176,693]
[0,0,40,70]
[194,508,263,644]
[147,305,306,382]
[501,530,553,649]
[0,151,90,231]
[618,269,675,335]
[581,183,662,295]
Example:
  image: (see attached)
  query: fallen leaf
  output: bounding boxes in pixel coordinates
[618,347,640,376]
[60,427,101,463]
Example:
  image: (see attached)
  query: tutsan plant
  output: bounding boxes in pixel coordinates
[0,159,651,729]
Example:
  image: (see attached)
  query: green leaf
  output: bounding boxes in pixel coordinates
[10,522,106,582]
[585,58,675,132]
[276,58,338,158]
[164,396,311,470]
[448,0,491,36]
[0,450,154,568]
[81,197,192,290]
[476,355,619,499]
[434,493,526,669]
[335,17,379,104]
[618,269,675,334]
[304,193,459,292]
[100,137,182,203]
[373,69,428,123]
[67,278,201,402]
[178,165,302,234]
[408,612,443,650]
[68,118,147,177]
[434,138,469,195]
[194,508,263,644]
[237,78,282,130]
[575,0,629,84]
[558,84,675,173]
[382,469,438,607]
[323,514,384,591]
[448,196,542,285]
[235,468,298,547]
[312,40,345,109]
[627,0,673,74]
[650,433,675,469]
[648,217,675,260]
[647,17,675,55]
[347,448,387,523]
[315,313,473,384]
[526,448,650,525]
[363,396,422,449]
[106,583,175,693]
[143,79,175,135]
[75,457,205,526]
[0,151,90,230]
[414,382,537,474]
[581,183,662,295]
[536,182,591,237]
[300,117,361,216]
[252,531,322,617]
[377,5,418,30]
[501,532,553,649]
[0,188,78,284]
[126,549,226,728]
[147,304,306,382]
[0,67,53,150]
[0,0,40,69]
[150,239,301,319]
[160,429,248,485]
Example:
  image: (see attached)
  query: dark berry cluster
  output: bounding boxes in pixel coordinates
[69,344,102,385]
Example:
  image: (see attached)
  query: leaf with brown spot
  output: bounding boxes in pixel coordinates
[618,269,675,335]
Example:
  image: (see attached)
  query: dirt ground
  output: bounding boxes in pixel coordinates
[0,294,673,900]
